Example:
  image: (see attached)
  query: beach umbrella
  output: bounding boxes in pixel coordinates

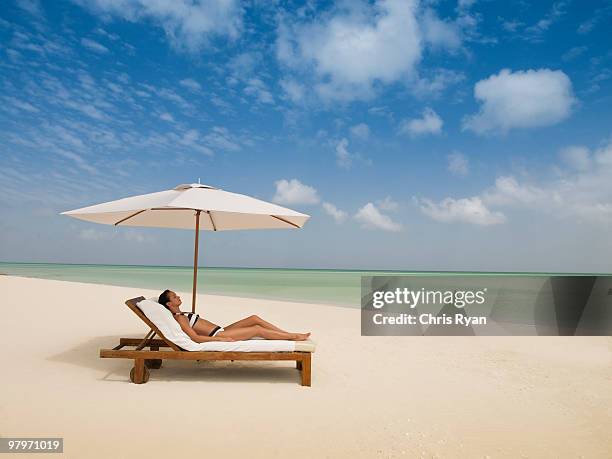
[61,182,310,312]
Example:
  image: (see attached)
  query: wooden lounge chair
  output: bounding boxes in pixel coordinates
[99,297,313,386]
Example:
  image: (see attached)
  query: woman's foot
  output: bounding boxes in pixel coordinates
[293,332,311,341]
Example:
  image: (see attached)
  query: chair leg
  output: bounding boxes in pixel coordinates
[145,346,162,369]
[300,353,311,387]
[130,358,149,384]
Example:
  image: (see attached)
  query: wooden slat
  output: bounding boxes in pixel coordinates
[124,297,184,351]
[135,329,156,350]
[100,349,308,361]
[119,338,173,348]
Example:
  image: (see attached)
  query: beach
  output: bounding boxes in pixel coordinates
[2,275,611,458]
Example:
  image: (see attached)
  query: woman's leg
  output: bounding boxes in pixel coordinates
[224,315,289,333]
[218,325,309,341]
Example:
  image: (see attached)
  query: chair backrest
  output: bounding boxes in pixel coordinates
[125,296,184,351]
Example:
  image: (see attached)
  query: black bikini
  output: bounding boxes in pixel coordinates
[169,309,223,336]
[172,311,199,327]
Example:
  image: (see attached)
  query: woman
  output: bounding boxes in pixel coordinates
[158,290,311,343]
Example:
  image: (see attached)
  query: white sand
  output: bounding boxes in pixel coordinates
[1,276,611,458]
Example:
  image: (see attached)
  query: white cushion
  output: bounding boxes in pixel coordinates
[136,298,314,353]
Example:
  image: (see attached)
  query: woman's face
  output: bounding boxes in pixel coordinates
[166,291,182,308]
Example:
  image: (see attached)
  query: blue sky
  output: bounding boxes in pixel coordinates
[1,0,612,271]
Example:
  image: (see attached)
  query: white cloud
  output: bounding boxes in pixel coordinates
[79,228,153,243]
[80,38,110,54]
[559,145,591,171]
[355,202,403,231]
[273,179,320,205]
[55,148,98,175]
[332,138,371,169]
[210,94,233,112]
[488,142,612,223]
[376,196,399,211]
[179,78,202,92]
[74,0,243,52]
[95,27,120,41]
[418,139,612,226]
[107,82,122,93]
[501,20,524,33]
[421,8,462,50]
[458,0,477,8]
[176,129,213,156]
[335,138,352,169]
[411,69,465,98]
[322,202,348,223]
[6,49,22,62]
[159,112,174,122]
[244,78,274,104]
[562,46,588,62]
[275,1,476,103]
[418,196,506,225]
[123,229,155,243]
[79,228,113,241]
[49,125,86,150]
[70,102,108,120]
[16,0,44,18]
[447,151,469,176]
[585,69,612,95]
[228,52,259,78]
[524,1,567,40]
[5,96,39,113]
[280,79,305,103]
[277,0,422,101]
[156,87,192,111]
[350,123,370,140]
[399,107,443,136]
[368,106,393,119]
[463,68,576,134]
[135,90,150,98]
[482,176,545,207]
[202,126,241,152]
[577,18,597,34]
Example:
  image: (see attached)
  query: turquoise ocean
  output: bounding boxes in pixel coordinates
[1,262,384,307]
[0,262,606,308]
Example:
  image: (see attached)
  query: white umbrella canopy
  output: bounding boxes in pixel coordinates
[62,183,310,230]
[62,183,310,311]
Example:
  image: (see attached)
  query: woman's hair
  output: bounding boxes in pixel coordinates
[158,289,172,308]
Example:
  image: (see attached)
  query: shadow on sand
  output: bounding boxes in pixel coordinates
[46,334,303,385]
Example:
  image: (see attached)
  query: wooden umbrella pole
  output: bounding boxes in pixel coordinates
[192,210,201,313]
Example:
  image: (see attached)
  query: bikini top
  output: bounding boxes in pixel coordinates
[169,309,199,326]
[173,311,198,318]
[172,311,192,316]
